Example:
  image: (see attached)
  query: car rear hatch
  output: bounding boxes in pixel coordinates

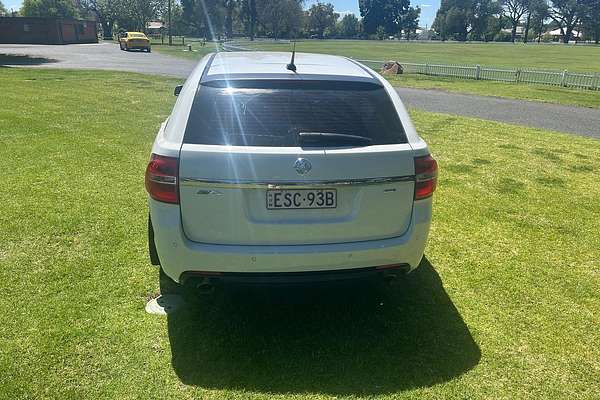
[178,79,416,246]
[130,37,148,46]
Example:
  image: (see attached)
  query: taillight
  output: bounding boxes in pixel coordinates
[414,154,438,200]
[145,153,179,204]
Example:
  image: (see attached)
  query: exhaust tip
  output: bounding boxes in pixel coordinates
[195,279,216,295]
[380,264,411,284]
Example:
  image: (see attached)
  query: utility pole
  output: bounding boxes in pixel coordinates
[168,0,172,46]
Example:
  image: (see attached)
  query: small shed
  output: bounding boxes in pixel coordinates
[0,16,98,44]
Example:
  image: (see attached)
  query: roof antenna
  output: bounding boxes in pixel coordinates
[286,41,297,72]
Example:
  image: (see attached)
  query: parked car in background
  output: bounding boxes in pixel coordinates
[119,32,151,52]
[146,52,438,292]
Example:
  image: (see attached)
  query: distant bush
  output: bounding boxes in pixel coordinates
[494,31,512,42]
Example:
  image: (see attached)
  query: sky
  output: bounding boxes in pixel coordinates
[304,0,439,28]
[3,0,439,28]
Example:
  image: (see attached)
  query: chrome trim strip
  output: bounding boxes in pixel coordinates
[180,176,414,189]
[149,175,177,184]
[415,172,438,182]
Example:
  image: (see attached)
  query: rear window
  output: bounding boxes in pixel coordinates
[183,80,407,147]
[129,33,146,38]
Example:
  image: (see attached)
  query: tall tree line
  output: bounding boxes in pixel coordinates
[15,0,422,41]
[433,0,600,43]
[12,0,600,42]
[17,0,163,38]
[176,0,420,40]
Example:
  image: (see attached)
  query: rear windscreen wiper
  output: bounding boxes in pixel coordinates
[298,132,373,146]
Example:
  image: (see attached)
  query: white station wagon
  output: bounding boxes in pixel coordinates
[145,52,437,291]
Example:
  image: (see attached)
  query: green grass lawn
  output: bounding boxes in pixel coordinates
[240,39,600,72]
[388,74,600,109]
[1,68,599,399]
[152,41,218,59]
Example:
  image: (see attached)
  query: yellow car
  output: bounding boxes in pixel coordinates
[119,32,151,52]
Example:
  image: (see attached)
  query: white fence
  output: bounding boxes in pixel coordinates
[357,60,600,90]
[221,41,600,91]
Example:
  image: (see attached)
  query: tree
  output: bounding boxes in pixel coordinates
[241,0,257,39]
[548,0,589,43]
[169,1,190,36]
[115,0,163,32]
[433,0,469,40]
[359,0,378,34]
[0,1,7,15]
[433,1,469,40]
[403,6,420,39]
[181,0,224,38]
[485,14,506,40]
[433,0,502,41]
[523,0,548,42]
[529,0,549,41]
[582,0,600,43]
[360,0,411,36]
[323,21,338,37]
[21,0,79,18]
[502,0,529,42]
[257,0,302,39]
[223,0,239,38]
[337,13,360,38]
[81,0,119,39]
[307,2,337,38]
[471,0,502,40]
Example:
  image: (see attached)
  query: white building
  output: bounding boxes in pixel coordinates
[546,28,582,41]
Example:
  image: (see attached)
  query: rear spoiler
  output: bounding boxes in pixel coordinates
[199,75,384,88]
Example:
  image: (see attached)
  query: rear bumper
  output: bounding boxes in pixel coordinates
[149,198,432,283]
[126,42,150,49]
[181,264,410,286]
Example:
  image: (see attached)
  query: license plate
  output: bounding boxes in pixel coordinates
[266,189,337,210]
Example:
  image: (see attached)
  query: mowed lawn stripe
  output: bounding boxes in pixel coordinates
[0,68,598,399]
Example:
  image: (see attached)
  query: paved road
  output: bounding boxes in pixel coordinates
[2,43,599,138]
[0,42,196,77]
[396,87,600,139]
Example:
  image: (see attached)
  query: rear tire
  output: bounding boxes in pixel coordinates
[148,215,160,266]
[147,48,151,53]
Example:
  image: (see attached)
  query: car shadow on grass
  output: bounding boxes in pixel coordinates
[0,54,57,66]
[167,258,480,396]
